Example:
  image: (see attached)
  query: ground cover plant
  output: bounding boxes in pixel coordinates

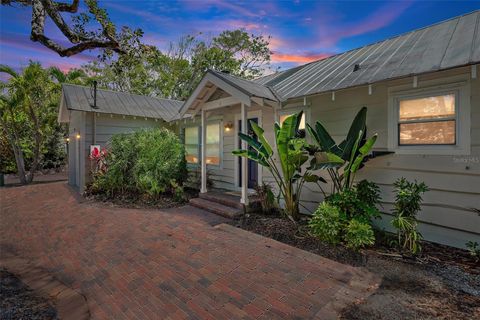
[87,128,189,206]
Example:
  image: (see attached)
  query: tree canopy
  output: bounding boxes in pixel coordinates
[83,30,273,100]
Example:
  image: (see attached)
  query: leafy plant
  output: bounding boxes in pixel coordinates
[309,202,344,244]
[391,178,428,255]
[326,180,381,222]
[233,112,325,220]
[90,128,188,199]
[307,107,377,193]
[466,241,480,262]
[254,182,278,214]
[344,219,375,250]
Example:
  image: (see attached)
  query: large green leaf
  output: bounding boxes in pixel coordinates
[232,149,269,167]
[276,112,303,179]
[250,120,273,156]
[351,134,377,173]
[309,151,344,170]
[238,132,269,158]
[342,107,367,160]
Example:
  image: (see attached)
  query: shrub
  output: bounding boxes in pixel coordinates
[309,202,344,244]
[344,219,375,250]
[326,180,380,222]
[391,178,428,255]
[91,128,187,199]
[466,241,479,262]
[254,182,277,214]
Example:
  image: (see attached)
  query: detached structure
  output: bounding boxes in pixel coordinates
[179,11,480,248]
[58,84,183,192]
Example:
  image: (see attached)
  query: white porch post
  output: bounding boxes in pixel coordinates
[240,103,249,205]
[200,108,207,193]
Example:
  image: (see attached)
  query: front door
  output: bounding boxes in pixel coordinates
[238,118,258,189]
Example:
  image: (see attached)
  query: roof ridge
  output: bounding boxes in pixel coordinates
[61,83,183,104]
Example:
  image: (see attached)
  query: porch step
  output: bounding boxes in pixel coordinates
[199,192,245,210]
[189,198,243,219]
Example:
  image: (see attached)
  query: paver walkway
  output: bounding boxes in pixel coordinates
[0,182,379,319]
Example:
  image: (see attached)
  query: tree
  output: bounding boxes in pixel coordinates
[0,62,60,183]
[0,0,142,57]
[83,29,273,100]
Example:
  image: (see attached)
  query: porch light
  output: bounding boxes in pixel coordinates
[224,122,234,132]
[65,137,70,143]
[76,133,81,140]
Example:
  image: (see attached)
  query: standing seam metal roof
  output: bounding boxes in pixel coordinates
[62,84,183,121]
[246,10,480,101]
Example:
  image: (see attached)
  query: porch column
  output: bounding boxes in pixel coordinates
[240,103,249,205]
[200,109,207,193]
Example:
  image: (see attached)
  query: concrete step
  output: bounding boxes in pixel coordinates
[189,198,243,219]
[199,192,245,209]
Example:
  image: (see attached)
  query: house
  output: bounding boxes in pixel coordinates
[178,11,480,248]
[58,83,183,192]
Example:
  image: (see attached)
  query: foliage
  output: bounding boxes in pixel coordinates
[391,178,428,255]
[0,62,63,183]
[1,0,142,57]
[307,107,377,193]
[0,132,16,173]
[84,29,273,100]
[309,202,344,244]
[90,128,188,200]
[344,219,375,250]
[254,182,278,214]
[326,180,381,222]
[466,241,480,262]
[233,112,325,220]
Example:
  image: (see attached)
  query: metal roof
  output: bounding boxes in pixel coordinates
[250,10,479,101]
[208,70,279,101]
[61,84,183,121]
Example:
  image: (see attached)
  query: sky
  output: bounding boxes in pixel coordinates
[1,0,479,73]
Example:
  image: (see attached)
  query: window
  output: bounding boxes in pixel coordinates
[206,123,220,165]
[279,110,306,129]
[388,80,471,155]
[398,94,456,145]
[184,126,199,164]
[183,123,221,166]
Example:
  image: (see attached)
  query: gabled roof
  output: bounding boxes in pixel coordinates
[209,70,279,101]
[61,84,183,121]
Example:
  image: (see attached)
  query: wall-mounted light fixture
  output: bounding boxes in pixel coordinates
[65,137,70,143]
[224,121,234,132]
[76,132,81,140]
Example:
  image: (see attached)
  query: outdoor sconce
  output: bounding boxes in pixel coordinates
[65,137,70,143]
[75,133,81,140]
[224,122,234,132]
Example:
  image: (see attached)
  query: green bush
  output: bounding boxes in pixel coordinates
[326,179,380,222]
[344,219,375,250]
[309,202,344,244]
[91,128,187,199]
[391,178,428,255]
[254,182,278,214]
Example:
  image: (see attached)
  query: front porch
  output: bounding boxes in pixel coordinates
[179,70,279,207]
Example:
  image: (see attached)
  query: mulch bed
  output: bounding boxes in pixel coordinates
[0,269,58,320]
[230,213,480,320]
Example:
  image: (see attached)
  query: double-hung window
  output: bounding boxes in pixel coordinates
[398,93,456,145]
[388,81,470,155]
[183,122,221,166]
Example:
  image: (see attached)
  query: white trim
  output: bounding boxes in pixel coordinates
[234,109,263,192]
[387,80,471,155]
[201,109,207,193]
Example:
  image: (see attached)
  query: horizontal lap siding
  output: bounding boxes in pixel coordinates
[301,67,480,248]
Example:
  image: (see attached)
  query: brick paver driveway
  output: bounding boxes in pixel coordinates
[1,182,379,319]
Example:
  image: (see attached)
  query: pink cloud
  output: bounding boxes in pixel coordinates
[271,51,332,64]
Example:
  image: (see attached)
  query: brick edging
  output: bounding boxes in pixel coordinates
[0,254,90,320]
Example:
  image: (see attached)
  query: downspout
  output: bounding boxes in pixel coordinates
[92,81,97,144]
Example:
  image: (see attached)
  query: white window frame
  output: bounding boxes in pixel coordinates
[182,120,223,169]
[388,81,470,155]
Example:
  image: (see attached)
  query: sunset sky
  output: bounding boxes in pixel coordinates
[1,1,479,73]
